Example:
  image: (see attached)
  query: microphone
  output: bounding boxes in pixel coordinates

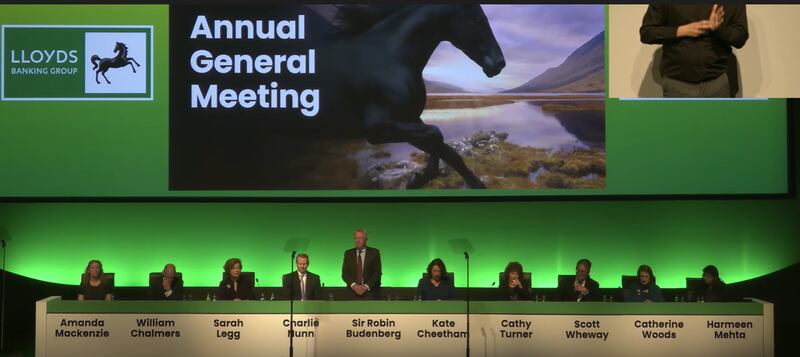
[288,250,297,357]
[0,227,10,246]
[463,251,469,259]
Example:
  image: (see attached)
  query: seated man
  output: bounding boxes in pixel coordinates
[282,253,321,301]
[149,263,183,300]
[559,259,600,302]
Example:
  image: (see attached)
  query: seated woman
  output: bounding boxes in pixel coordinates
[149,263,183,300]
[694,265,728,302]
[416,258,456,300]
[625,265,663,302]
[499,261,531,301]
[78,260,113,301]
[217,258,253,301]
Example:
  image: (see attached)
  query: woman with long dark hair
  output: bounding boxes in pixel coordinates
[695,265,728,302]
[78,259,113,301]
[625,265,663,302]
[217,258,254,300]
[416,258,456,300]
[499,261,531,301]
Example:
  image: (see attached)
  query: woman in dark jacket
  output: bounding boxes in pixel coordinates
[695,265,728,302]
[417,258,456,300]
[78,259,113,301]
[217,258,254,300]
[499,261,531,301]
[625,265,663,302]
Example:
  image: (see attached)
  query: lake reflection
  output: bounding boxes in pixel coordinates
[357,97,605,170]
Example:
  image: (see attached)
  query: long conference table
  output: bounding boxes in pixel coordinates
[36,296,773,357]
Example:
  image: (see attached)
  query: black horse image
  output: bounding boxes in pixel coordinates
[173,4,506,190]
[314,4,506,189]
[90,42,140,84]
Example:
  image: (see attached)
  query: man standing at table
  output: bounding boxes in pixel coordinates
[282,253,321,301]
[559,258,600,302]
[342,228,382,300]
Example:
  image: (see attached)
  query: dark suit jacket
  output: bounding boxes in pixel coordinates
[216,275,254,301]
[341,246,382,295]
[282,271,321,300]
[148,277,184,300]
[558,276,600,302]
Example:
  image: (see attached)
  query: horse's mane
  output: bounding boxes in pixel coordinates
[333,5,410,36]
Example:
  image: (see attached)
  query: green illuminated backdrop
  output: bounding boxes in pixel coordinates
[1,198,798,288]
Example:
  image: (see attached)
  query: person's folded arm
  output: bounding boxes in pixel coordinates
[640,4,678,44]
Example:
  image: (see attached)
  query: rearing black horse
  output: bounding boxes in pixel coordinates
[90,42,140,84]
[316,5,506,189]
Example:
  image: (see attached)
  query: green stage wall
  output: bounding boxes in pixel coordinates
[1,196,798,289]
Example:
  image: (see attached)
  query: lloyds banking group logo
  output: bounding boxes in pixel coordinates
[1,25,153,100]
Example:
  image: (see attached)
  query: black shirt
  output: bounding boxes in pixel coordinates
[640,4,748,82]
[78,280,112,300]
[217,276,254,301]
[694,282,728,302]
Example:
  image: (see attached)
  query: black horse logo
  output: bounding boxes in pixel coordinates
[90,42,140,84]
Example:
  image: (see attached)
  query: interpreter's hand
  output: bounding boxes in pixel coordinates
[677,20,712,38]
[708,4,725,31]
[510,279,521,288]
[233,298,241,301]
[644,299,652,303]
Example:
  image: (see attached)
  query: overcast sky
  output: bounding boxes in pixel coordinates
[423,5,604,92]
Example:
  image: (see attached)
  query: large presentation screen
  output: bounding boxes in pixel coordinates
[0,4,791,199]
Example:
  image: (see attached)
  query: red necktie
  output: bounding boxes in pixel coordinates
[355,249,364,285]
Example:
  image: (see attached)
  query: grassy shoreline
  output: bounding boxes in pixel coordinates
[426,94,605,110]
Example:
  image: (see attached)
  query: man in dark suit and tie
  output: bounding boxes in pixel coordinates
[558,258,600,302]
[282,253,321,301]
[341,228,382,300]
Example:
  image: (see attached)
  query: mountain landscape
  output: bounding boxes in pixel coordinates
[424,80,468,93]
[504,31,605,93]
